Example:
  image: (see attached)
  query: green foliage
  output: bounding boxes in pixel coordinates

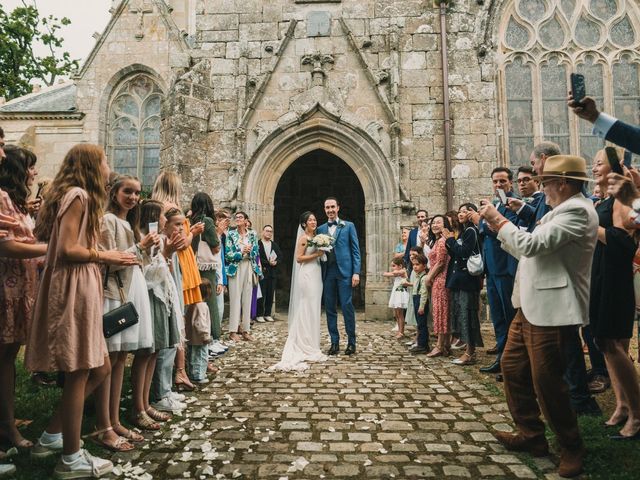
[0,2,80,100]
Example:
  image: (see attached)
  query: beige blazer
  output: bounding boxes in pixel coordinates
[497,193,598,327]
[99,213,144,300]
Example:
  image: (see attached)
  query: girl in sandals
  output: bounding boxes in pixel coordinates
[93,175,160,448]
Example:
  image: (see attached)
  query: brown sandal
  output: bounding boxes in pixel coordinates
[113,423,145,443]
[87,427,134,452]
[131,411,161,431]
[146,407,171,422]
[207,362,219,374]
[175,368,196,392]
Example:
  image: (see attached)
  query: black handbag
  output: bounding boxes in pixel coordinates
[103,268,139,338]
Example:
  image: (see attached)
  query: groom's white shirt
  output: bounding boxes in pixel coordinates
[328,217,339,237]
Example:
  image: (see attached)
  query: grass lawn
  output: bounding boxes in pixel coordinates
[4,360,133,480]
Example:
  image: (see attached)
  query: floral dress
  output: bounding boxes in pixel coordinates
[428,237,450,334]
[0,189,40,344]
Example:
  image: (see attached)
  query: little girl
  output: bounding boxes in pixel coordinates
[139,200,183,416]
[95,175,158,441]
[383,257,408,338]
[185,279,213,383]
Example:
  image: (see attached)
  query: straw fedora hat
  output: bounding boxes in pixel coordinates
[532,155,593,182]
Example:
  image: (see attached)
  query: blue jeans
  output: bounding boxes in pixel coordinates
[323,264,356,346]
[151,346,176,402]
[187,344,208,381]
[486,274,516,359]
[413,294,429,348]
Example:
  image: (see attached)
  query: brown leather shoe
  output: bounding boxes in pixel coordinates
[486,344,498,355]
[494,431,549,457]
[558,446,585,478]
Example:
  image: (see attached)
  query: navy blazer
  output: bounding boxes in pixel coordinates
[517,192,549,232]
[445,226,482,292]
[606,120,640,156]
[317,220,361,279]
[403,228,419,273]
[479,195,519,277]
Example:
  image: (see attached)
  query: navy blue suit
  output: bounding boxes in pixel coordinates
[317,219,361,347]
[479,195,518,358]
[516,191,549,232]
[606,120,640,155]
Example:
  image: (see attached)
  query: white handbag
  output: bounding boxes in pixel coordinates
[466,228,484,276]
[196,235,217,270]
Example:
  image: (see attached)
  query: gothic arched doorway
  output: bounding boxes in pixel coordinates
[273,149,366,310]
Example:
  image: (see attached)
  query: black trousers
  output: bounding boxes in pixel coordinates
[257,276,276,317]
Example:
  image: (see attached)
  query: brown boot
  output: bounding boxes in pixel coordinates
[494,431,549,457]
[558,446,585,478]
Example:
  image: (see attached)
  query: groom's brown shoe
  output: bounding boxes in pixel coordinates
[328,344,339,355]
[494,432,549,457]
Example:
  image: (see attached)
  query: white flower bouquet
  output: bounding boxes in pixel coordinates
[309,233,334,252]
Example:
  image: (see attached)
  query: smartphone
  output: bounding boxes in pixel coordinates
[605,147,624,175]
[624,150,633,168]
[570,73,586,105]
[496,188,508,205]
[35,183,44,199]
[148,222,158,234]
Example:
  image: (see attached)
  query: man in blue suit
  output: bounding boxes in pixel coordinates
[476,167,519,375]
[403,209,428,274]
[569,96,640,155]
[507,143,560,232]
[317,197,361,356]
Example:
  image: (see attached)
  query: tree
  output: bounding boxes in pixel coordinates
[0,2,80,100]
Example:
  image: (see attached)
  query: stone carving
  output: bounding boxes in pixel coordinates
[129,0,153,40]
[301,53,335,87]
[366,121,384,143]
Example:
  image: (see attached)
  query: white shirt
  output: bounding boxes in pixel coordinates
[328,217,339,236]
[592,112,617,138]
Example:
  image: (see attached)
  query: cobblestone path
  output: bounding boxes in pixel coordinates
[112,320,560,479]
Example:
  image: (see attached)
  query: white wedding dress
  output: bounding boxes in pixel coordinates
[269,235,328,372]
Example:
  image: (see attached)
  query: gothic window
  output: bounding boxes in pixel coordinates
[499,0,640,166]
[107,74,163,189]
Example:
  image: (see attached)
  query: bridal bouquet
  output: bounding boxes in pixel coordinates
[309,234,334,252]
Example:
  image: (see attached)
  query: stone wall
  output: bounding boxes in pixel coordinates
[163,0,501,213]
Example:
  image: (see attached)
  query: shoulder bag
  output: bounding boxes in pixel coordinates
[466,228,484,276]
[103,268,139,338]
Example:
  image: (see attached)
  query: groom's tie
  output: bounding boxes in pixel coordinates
[328,221,337,226]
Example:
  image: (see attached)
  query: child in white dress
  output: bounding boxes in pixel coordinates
[383,257,409,339]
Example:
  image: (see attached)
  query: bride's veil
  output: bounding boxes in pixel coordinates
[288,225,305,327]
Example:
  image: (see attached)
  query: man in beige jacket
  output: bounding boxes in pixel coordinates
[480,155,598,478]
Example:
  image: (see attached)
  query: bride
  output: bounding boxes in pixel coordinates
[269,211,328,371]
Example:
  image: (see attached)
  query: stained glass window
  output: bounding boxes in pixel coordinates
[107,74,163,189]
[505,58,534,166]
[500,0,640,166]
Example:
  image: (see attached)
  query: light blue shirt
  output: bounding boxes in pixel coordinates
[592,112,617,139]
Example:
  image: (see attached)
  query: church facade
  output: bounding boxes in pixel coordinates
[1,0,639,318]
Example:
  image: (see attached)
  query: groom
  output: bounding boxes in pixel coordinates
[317,197,361,356]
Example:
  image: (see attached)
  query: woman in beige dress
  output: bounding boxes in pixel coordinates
[25,144,138,479]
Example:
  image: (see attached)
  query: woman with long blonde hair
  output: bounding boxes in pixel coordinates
[26,144,138,478]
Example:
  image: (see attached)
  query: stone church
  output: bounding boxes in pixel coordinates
[1,0,639,318]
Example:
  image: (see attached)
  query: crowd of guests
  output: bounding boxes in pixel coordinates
[380,95,640,477]
[0,130,282,478]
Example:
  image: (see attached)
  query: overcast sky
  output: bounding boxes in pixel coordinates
[2,0,112,65]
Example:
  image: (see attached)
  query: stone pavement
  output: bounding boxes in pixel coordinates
[110,319,562,480]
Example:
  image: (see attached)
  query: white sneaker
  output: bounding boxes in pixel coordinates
[152,396,186,412]
[0,464,16,478]
[31,436,84,460]
[256,316,266,323]
[265,316,275,322]
[53,449,113,479]
[215,340,230,350]
[167,391,186,402]
[193,377,209,384]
